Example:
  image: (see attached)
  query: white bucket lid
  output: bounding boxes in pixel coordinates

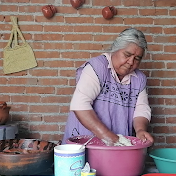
[54,144,85,154]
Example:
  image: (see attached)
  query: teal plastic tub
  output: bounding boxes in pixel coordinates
[149,148,176,174]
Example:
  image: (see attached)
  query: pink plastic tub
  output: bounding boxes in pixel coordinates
[67,135,153,176]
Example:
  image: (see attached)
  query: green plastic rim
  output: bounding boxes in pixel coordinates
[149,148,176,163]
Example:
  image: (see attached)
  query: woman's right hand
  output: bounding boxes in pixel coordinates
[101,132,120,146]
[74,110,120,146]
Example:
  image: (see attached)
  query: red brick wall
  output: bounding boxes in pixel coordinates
[0,0,176,148]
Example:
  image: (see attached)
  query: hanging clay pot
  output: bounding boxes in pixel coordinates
[42,5,57,19]
[70,0,85,9]
[0,101,10,125]
[102,6,117,20]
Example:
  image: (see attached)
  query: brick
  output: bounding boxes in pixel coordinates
[19,6,41,13]
[0,95,10,102]
[44,43,72,50]
[149,97,165,105]
[11,95,41,103]
[31,0,54,3]
[0,86,25,93]
[139,9,168,16]
[28,69,58,76]
[161,80,176,86]
[140,61,165,69]
[151,70,176,78]
[164,45,176,52]
[65,17,93,24]
[154,136,165,143]
[60,70,76,77]
[29,105,60,113]
[42,134,63,142]
[123,0,153,6]
[26,87,55,94]
[166,136,176,143]
[56,6,76,14]
[69,79,76,86]
[44,25,73,32]
[148,44,163,52]
[164,27,176,34]
[124,17,153,25]
[35,16,64,23]
[153,126,169,133]
[103,26,128,33]
[150,116,165,123]
[43,115,68,123]
[56,87,75,95]
[34,34,62,41]
[30,124,59,131]
[0,5,18,12]
[74,26,102,33]
[154,18,176,25]
[2,0,29,2]
[154,36,176,43]
[61,52,90,59]
[41,96,71,103]
[73,43,103,50]
[20,25,43,31]
[64,34,92,41]
[117,8,138,16]
[78,8,101,16]
[152,54,176,61]
[95,17,123,24]
[154,0,176,7]
[34,51,60,58]
[166,117,176,123]
[136,27,162,34]
[11,104,28,112]
[93,0,121,6]
[38,78,68,86]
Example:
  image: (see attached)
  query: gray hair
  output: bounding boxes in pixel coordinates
[107,28,147,57]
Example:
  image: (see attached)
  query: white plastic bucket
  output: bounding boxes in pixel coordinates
[54,144,85,176]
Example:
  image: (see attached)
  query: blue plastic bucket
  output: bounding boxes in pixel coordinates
[54,144,85,176]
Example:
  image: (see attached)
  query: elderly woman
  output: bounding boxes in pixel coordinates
[62,28,154,145]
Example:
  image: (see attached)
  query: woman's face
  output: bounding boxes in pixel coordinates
[111,43,144,80]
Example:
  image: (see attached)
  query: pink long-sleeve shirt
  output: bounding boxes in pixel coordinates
[70,53,151,121]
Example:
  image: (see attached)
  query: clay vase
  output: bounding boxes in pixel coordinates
[70,0,85,9]
[42,5,57,19]
[0,101,10,125]
[102,6,117,20]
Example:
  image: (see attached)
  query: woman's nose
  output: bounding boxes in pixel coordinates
[127,56,135,65]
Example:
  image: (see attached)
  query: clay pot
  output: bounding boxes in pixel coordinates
[102,6,117,20]
[0,102,10,125]
[0,139,57,175]
[42,5,57,19]
[70,0,85,9]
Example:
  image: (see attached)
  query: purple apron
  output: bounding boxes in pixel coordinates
[62,55,146,144]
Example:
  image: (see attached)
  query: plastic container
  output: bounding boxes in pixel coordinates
[54,144,85,176]
[67,135,153,176]
[149,148,176,174]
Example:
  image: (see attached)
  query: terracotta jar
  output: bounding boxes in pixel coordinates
[0,101,10,125]
[102,6,117,20]
[70,0,85,9]
[42,5,57,19]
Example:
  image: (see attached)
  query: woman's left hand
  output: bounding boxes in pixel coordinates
[136,129,154,143]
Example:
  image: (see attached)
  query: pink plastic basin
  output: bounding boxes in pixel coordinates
[67,135,153,176]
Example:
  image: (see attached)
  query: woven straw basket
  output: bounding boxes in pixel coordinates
[3,16,37,74]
